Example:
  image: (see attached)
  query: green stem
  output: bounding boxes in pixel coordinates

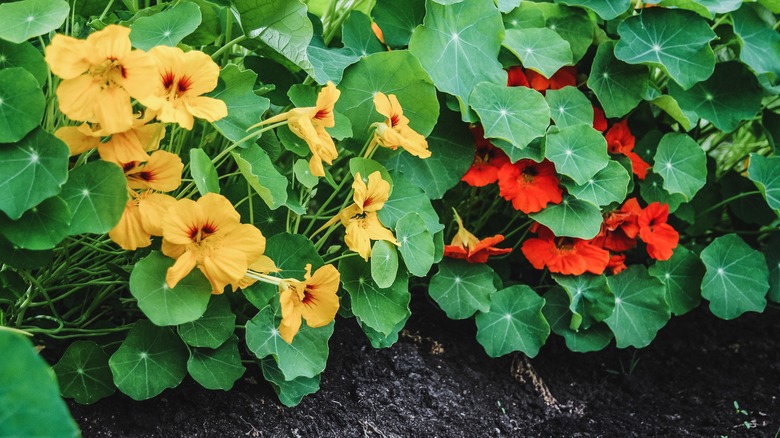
[98,0,115,21]
[323,252,358,265]
[211,35,247,61]
[698,191,762,216]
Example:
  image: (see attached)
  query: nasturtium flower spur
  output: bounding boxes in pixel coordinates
[250,82,340,177]
[369,92,431,159]
[497,159,563,214]
[139,46,228,130]
[161,193,267,294]
[45,25,156,134]
[109,191,176,251]
[279,263,341,344]
[443,209,511,263]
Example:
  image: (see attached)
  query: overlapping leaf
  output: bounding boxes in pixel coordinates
[475,285,549,358]
[429,259,497,320]
[604,266,670,349]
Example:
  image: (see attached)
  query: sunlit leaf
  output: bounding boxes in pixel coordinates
[0,0,69,44]
[469,82,550,151]
[130,2,201,50]
[545,86,594,128]
[562,160,630,206]
[503,28,572,78]
[529,195,603,239]
[0,67,45,143]
[545,125,609,185]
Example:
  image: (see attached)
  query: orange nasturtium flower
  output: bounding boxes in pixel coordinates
[45,25,156,134]
[497,159,563,214]
[605,120,651,180]
[638,202,679,261]
[369,92,431,159]
[339,172,398,260]
[161,193,269,294]
[249,82,340,177]
[122,150,184,192]
[443,209,511,263]
[521,225,610,276]
[138,46,227,130]
[278,263,341,343]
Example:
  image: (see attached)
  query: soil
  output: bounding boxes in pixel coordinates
[69,293,780,437]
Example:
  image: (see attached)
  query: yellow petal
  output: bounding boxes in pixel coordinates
[450,209,479,249]
[313,82,340,128]
[126,150,183,192]
[93,86,134,135]
[198,193,241,233]
[45,34,91,79]
[300,264,340,328]
[55,126,100,156]
[166,250,197,289]
[184,96,228,123]
[354,171,390,213]
[108,198,151,250]
[344,220,372,260]
[181,49,221,96]
[56,75,103,123]
[99,130,153,164]
[363,212,399,246]
[117,49,158,101]
[87,24,132,62]
[201,247,251,294]
[398,125,431,159]
[222,223,265,263]
[386,94,409,126]
[138,192,177,236]
[373,92,393,120]
[162,198,205,246]
[279,287,303,343]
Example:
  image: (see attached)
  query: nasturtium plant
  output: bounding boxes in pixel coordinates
[1,0,778,422]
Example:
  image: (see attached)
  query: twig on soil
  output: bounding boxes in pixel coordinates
[360,419,388,438]
[511,354,561,411]
[400,329,445,355]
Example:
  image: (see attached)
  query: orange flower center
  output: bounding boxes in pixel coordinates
[187,223,217,243]
[91,58,126,86]
[161,71,193,98]
[314,109,330,120]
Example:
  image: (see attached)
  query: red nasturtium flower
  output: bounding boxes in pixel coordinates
[497,159,563,214]
[443,209,511,263]
[592,106,607,132]
[507,66,530,87]
[594,197,642,252]
[638,202,679,260]
[461,125,510,187]
[522,225,610,276]
[604,120,651,180]
[525,66,577,92]
[607,254,628,275]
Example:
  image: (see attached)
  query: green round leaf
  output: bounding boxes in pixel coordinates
[529,195,603,239]
[208,65,271,147]
[700,234,769,319]
[372,0,425,48]
[503,28,572,78]
[542,287,613,353]
[668,61,762,133]
[545,86,595,129]
[562,160,630,206]
[52,341,115,405]
[129,251,212,326]
[587,41,649,118]
[648,94,698,131]
[429,258,496,320]
[342,11,384,57]
[653,133,707,200]
[378,176,444,234]
[638,172,687,214]
[60,160,127,235]
[544,6,595,64]
[336,50,439,140]
[232,144,289,210]
[307,30,361,84]
[554,0,631,20]
[604,265,670,349]
[260,357,320,407]
[233,0,314,73]
[648,245,704,316]
[545,125,609,185]
[245,303,334,380]
[469,82,550,151]
[503,3,545,30]
[0,127,69,219]
[408,0,506,113]
[109,320,189,401]
[340,255,410,336]
[357,313,409,349]
[0,0,69,44]
[732,3,780,78]
[0,233,53,269]
[129,2,202,50]
[370,239,399,289]
[475,285,550,358]
[187,336,245,391]
[747,153,780,211]
[552,273,614,331]
[0,195,70,250]
[395,212,435,277]
[349,157,393,189]
[190,148,220,195]
[0,330,79,437]
[615,8,716,89]
[0,67,45,143]
[0,40,47,86]
[177,294,236,348]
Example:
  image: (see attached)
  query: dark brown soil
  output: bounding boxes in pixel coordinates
[69,293,780,437]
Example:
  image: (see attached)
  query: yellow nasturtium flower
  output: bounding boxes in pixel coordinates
[250,82,340,177]
[338,171,398,260]
[122,150,184,192]
[110,191,177,251]
[138,46,228,130]
[161,194,269,294]
[45,25,156,134]
[370,92,430,159]
[278,263,340,344]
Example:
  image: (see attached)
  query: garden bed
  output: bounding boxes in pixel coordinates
[69,295,780,437]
